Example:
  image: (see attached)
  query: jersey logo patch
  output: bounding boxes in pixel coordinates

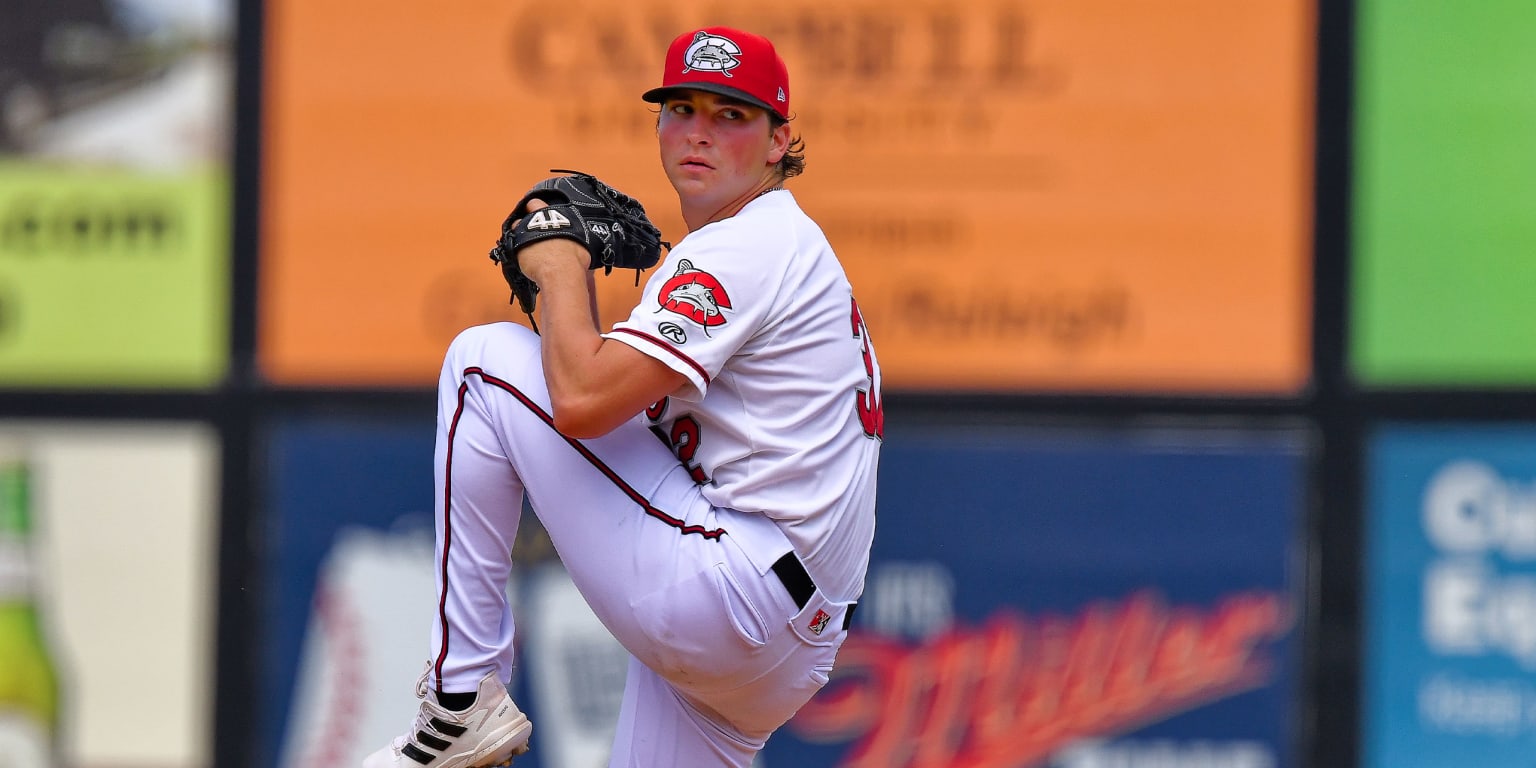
[657,259,732,328]
[808,609,832,636]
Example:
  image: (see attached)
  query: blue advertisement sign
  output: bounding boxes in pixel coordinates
[764,424,1308,768]
[259,415,437,768]
[1363,424,1536,768]
[262,414,636,768]
[259,416,1307,768]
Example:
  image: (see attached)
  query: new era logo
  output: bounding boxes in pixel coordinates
[808,609,832,636]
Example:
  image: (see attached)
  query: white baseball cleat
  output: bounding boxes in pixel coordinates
[363,666,532,768]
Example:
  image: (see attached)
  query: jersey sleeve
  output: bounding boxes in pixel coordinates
[604,224,784,401]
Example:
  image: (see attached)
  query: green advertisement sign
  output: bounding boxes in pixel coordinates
[1352,2,1536,386]
[0,2,231,389]
[0,163,228,388]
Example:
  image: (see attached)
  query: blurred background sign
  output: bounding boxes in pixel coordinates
[260,0,1315,395]
[259,416,1308,768]
[768,422,1309,768]
[1351,2,1536,387]
[1363,425,1536,767]
[0,420,218,768]
[0,0,232,389]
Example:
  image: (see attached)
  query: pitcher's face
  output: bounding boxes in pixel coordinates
[658,90,789,222]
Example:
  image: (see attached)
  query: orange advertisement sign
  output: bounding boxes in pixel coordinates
[261,1,1314,392]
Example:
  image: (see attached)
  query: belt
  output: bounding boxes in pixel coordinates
[771,552,858,631]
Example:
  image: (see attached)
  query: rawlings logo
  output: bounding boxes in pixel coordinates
[657,259,732,328]
[658,322,687,344]
[682,31,742,77]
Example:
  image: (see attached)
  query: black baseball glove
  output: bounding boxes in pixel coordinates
[488,169,667,329]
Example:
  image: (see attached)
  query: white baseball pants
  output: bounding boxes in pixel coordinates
[427,322,851,767]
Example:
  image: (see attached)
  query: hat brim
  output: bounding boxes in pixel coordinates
[642,82,783,119]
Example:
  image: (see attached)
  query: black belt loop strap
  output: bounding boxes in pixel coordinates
[771,552,815,608]
[771,552,858,630]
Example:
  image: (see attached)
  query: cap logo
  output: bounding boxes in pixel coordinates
[682,31,742,78]
[776,87,786,103]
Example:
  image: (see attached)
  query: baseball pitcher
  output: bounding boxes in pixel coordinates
[365,25,883,768]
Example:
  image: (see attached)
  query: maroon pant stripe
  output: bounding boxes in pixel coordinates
[434,367,726,689]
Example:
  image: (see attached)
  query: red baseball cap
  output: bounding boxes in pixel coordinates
[642,27,791,120]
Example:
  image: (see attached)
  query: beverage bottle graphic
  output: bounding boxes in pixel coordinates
[0,446,60,766]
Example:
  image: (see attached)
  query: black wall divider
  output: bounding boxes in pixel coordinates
[1309,0,1360,765]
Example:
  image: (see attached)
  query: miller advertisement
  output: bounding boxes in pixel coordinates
[261,416,1306,768]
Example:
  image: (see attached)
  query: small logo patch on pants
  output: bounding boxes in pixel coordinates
[808,609,832,636]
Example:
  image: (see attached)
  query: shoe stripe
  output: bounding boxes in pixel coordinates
[430,717,468,737]
[416,731,453,751]
[400,743,436,765]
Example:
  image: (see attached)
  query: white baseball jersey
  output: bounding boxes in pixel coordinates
[410,189,882,767]
[604,189,882,602]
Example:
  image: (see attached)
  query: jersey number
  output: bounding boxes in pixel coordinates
[851,298,885,440]
[646,398,710,485]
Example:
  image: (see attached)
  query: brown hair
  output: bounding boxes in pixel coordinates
[771,115,806,178]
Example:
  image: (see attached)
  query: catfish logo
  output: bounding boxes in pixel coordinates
[657,259,732,328]
[682,31,742,77]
